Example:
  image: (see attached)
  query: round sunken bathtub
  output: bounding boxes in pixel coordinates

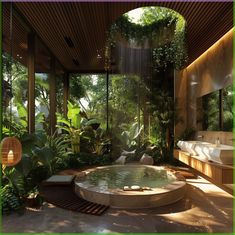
[74,165,186,209]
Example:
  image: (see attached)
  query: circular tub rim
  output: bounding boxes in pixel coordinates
[74,165,187,208]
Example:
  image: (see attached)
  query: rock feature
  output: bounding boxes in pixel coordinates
[114,155,127,165]
[140,153,154,165]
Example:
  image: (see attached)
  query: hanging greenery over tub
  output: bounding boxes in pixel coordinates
[105,6,188,71]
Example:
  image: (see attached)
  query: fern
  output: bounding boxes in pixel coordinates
[0,185,23,214]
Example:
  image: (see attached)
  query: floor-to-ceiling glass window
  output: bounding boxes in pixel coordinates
[2,3,28,138]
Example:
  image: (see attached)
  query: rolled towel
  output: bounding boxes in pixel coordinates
[131,185,140,190]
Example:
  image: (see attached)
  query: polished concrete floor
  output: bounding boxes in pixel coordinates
[2,176,233,233]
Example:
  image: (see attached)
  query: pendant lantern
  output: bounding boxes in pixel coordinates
[0,137,22,166]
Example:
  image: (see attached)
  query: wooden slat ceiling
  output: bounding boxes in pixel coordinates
[3,1,233,73]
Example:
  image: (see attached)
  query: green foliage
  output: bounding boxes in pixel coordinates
[145,91,176,162]
[31,132,70,174]
[81,126,111,155]
[121,122,143,149]
[67,101,81,129]
[57,101,84,154]
[32,145,68,175]
[2,167,25,196]
[69,75,87,102]
[77,152,112,166]
[47,133,71,158]
[0,185,23,214]
[144,135,161,147]
[1,130,71,214]
[20,132,46,154]
[2,52,52,134]
[106,7,187,71]
[2,117,27,138]
[63,154,83,169]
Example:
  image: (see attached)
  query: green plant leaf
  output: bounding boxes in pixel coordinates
[14,154,33,178]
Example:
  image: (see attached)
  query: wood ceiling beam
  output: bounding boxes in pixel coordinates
[49,56,56,135]
[27,32,35,134]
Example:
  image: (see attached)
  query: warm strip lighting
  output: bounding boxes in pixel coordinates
[187,27,233,70]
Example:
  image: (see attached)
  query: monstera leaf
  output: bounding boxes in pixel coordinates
[14,154,34,178]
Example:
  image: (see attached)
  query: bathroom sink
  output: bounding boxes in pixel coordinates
[205,144,234,165]
[177,140,209,156]
[177,141,234,164]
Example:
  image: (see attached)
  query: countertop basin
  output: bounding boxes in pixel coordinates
[177,141,233,164]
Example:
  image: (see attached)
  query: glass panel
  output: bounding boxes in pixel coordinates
[35,37,50,134]
[109,74,143,156]
[2,4,28,137]
[70,74,106,127]
[35,73,50,133]
[2,53,28,137]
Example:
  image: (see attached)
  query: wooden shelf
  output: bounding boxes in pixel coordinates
[174,149,233,184]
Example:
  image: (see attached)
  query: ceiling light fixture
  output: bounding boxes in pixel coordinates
[64,36,75,48]
[73,59,79,66]
[97,49,102,59]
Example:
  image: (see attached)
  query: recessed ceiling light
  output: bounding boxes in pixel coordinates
[97,50,102,59]
[64,36,74,48]
[73,59,79,66]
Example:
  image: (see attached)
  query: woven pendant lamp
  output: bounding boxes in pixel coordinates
[0,3,22,167]
[0,137,22,166]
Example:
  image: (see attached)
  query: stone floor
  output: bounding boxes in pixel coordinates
[2,176,233,233]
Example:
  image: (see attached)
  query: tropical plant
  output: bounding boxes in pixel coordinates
[32,132,70,175]
[0,184,23,214]
[120,122,143,150]
[144,134,161,147]
[145,90,176,162]
[1,129,71,214]
[1,154,47,214]
[57,101,83,154]
[81,126,111,155]
[77,152,112,166]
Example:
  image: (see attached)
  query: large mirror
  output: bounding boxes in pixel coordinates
[196,85,233,131]
[223,85,233,131]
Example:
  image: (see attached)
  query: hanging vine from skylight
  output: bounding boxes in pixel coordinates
[105,6,188,71]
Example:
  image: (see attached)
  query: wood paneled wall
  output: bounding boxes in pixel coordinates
[175,28,233,138]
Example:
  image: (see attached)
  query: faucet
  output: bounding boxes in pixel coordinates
[215,137,220,147]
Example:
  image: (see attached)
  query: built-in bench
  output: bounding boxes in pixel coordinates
[174,149,233,186]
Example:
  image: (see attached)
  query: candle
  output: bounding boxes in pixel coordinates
[7,150,14,163]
